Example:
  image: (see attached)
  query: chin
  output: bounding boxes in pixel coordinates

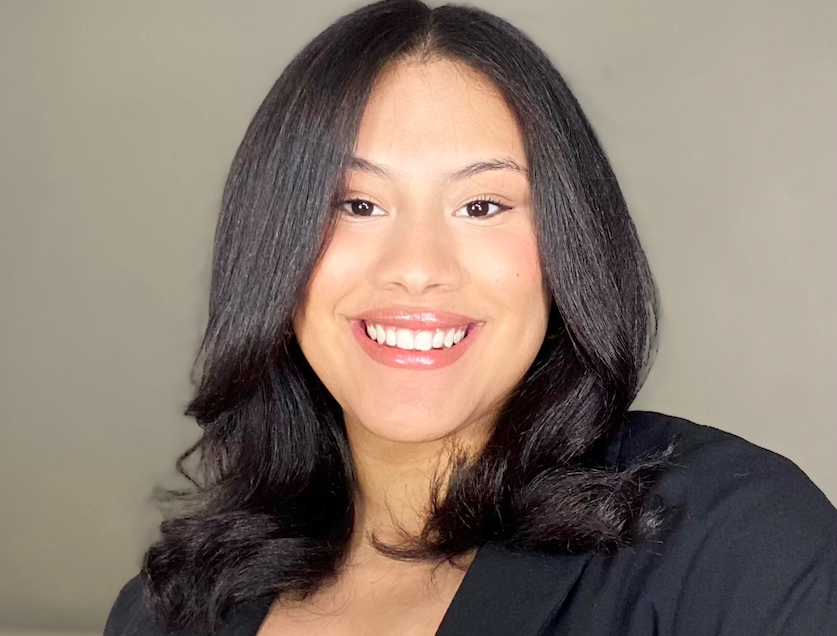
[350,407,468,444]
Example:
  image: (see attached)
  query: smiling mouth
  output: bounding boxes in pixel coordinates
[348,318,484,370]
[358,319,477,350]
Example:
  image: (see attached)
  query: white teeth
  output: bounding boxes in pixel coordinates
[413,331,433,351]
[364,322,469,351]
[432,329,445,348]
[396,329,413,349]
[443,328,454,348]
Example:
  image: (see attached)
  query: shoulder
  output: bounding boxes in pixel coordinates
[617,410,837,635]
[104,575,170,636]
[621,409,837,536]
[104,573,272,636]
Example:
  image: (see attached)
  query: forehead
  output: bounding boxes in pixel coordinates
[352,60,527,178]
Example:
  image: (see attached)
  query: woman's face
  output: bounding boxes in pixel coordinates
[293,60,551,445]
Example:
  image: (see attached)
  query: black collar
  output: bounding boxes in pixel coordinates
[434,418,623,635]
[435,542,595,636]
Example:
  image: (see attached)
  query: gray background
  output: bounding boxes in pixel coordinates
[1,0,835,632]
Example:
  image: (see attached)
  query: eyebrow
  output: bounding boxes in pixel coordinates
[347,155,529,182]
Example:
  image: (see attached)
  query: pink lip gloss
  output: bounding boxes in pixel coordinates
[348,319,483,370]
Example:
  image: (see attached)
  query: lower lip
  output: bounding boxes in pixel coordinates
[349,320,483,370]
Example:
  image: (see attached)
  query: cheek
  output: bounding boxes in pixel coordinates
[306,232,367,308]
[294,231,367,341]
[468,229,543,302]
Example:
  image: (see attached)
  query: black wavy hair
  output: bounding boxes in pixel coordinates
[141,0,677,632]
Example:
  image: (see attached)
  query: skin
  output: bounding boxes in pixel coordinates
[274,58,551,634]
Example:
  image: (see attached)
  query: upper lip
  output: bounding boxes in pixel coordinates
[349,306,484,330]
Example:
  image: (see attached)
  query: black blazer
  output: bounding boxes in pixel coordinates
[105,411,837,635]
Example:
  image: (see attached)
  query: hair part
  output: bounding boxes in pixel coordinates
[141,1,676,632]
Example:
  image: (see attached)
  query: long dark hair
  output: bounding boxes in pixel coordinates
[142,0,676,632]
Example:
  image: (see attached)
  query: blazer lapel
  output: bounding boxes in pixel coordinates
[433,421,624,636]
[435,543,594,636]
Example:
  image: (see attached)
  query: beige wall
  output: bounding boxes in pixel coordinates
[1,0,834,630]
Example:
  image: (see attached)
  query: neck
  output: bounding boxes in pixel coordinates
[343,415,489,564]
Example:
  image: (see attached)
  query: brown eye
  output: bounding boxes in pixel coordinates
[339,199,382,217]
[338,197,511,219]
[458,197,512,220]
[466,200,492,218]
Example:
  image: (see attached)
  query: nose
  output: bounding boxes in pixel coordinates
[371,208,460,296]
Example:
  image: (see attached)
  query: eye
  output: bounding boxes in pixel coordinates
[454,196,513,220]
[336,196,513,219]
[338,198,385,218]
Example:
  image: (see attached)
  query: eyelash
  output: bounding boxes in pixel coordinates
[337,195,512,220]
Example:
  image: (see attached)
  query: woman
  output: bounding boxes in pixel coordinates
[104,1,837,634]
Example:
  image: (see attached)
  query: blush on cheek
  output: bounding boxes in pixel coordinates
[476,233,543,301]
[306,230,372,303]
